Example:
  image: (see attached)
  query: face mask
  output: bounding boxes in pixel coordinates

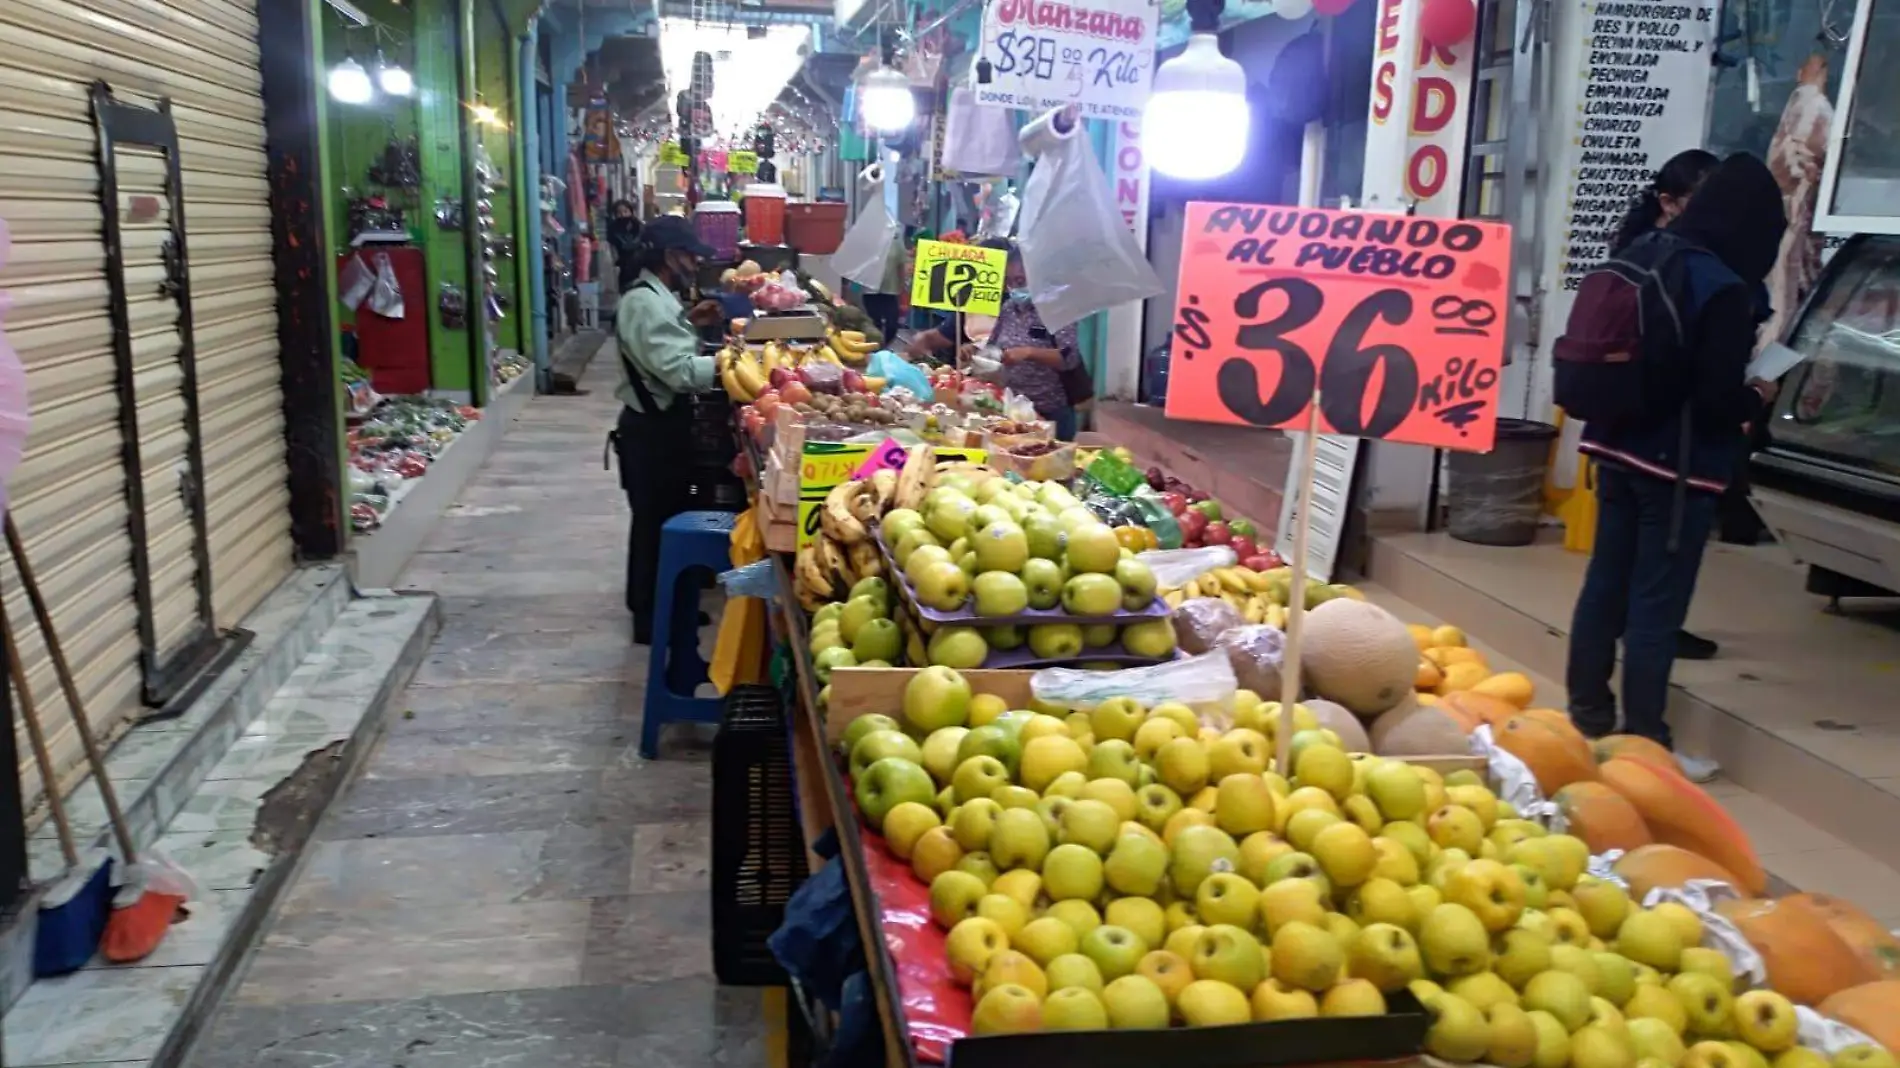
[664,252,697,291]
[1009,288,1032,303]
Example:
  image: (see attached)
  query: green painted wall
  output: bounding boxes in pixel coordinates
[413,0,476,393]
[474,16,522,357]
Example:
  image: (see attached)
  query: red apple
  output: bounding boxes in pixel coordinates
[1161,492,1188,516]
[1178,510,1209,539]
[1230,535,1257,560]
[1204,521,1232,546]
[1243,554,1278,571]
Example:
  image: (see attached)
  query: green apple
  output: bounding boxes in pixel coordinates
[1081,623,1118,648]
[849,730,922,778]
[1023,512,1066,561]
[893,529,943,571]
[968,504,1013,535]
[1043,843,1105,901]
[920,727,971,785]
[970,981,1041,1035]
[929,869,990,928]
[1102,832,1168,898]
[1090,697,1147,743]
[883,508,926,546]
[1420,903,1493,978]
[957,725,1021,776]
[1015,916,1080,966]
[1042,986,1109,1031]
[1081,924,1148,982]
[811,602,845,628]
[1526,970,1595,1032]
[1349,922,1424,991]
[986,624,1025,650]
[849,575,890,607]
[1046,952,1104,993]
[972,571,1030,618]
[840,713,901,757]
[1155,737,1209,796]
[1062,572,1123,617]
[1101,974,1170,1030]
[858,757,938,828]
[927,626,989,669]
[1191,923,1265,989]
[1494,926,1554,991]
[925,491,977,543]
[1134,784,1184,833]
[990,807,1052,871]
[1120,619,1177,659]
[1168,823,1240,897]
[1019,734,1087,792]
[1028,623,1084,660]
[838,594,884,644]
[1666,972,1733,1039]
[952,755,1012,805]
[903,665,972,733]
[1065,523,1121,574]
[852,617,901,663]
[1020,557,1065,609]
[914,560,972,612]
[1196,871,1261,929]
[974,521,1031,573]
[1087,739,1142,786]
[952,797,1003,852]
[813,646,856,684]
[1114,557,1158,606]
[1059,798,1121,855]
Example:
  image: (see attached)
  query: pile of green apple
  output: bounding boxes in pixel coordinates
[844,667,1871,1068]
[881,478,1176,670]
[810,576,904,684]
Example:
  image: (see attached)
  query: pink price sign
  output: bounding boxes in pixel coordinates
[851,438,910,480]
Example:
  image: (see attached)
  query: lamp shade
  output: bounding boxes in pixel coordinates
[327,55,373,104]
[860,65,915,132]
[1145,33,1250,180]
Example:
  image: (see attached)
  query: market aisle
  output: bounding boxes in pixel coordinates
[185,349,767,1066]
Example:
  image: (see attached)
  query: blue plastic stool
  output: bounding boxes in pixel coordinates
[641,510,736,758]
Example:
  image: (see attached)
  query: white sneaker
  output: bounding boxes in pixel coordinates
[1674,752,1720,783]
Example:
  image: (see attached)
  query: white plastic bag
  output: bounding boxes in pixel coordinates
[1031,651,1238,716]
[941,87,1020,177]
[339,253,374,310]
[832,163,904,293]
[1015,108,1162,331]
[366,252,404,319]
[1135,546,1239,589]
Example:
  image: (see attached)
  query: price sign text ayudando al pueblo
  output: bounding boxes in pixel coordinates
[1164,203,1513,453]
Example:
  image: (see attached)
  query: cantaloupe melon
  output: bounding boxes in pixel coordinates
[1785,894,1900,980]
[1553,781,1652,853]
[1369,700,1471,757]
[1303,599,1420,715]
[1819,981,1900,1054]
[1716,897,1878,1006]
[1612,844,1743,900]
[1494,714,1598,794]
[1306,698,1372,754]
[1598,758,1764,895]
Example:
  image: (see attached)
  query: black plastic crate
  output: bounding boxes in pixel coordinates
[712,685,810,986]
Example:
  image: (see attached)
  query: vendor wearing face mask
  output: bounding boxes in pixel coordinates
[904,241,1085,438]
[610,216,725,644]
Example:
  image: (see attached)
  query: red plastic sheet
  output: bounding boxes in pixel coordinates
[858,830,968,1063]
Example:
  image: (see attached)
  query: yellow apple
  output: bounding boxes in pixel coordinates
[946,916,1011,985]
[1135,949,1192,1006]
[1420,902,1493,977]
[1252,978,1321,1020]
[1732,990,1798,1054]
[975,950,1048,1002]
[1215,773,1279,837]
[1348,921,1424,992]
[976,894,1029,938]
[1323,978,1388,1017]
[971,982,1043,1034]
[1102,974,1173,1030]
[1046,951,1105,993]
[1178,979,1253,1027]
[1042,986,1109,1031]
[1270,921,1345,993]
[1444,857,1527,933]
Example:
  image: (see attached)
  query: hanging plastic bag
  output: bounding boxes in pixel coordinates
[977,181,1020,241]
[940,87,1020,177]
[1031,651,1239,718]
[366,252,405,319]
[1015,107,1162,331]
[339,253,374,310]
[831,163,903,293]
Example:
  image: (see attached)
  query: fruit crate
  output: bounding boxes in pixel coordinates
[712,684,811,986]
[874,529,1172,627]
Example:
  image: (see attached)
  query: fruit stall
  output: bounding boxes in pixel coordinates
[713,356,1900,1068]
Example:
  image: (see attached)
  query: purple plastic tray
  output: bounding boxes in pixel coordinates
[876,529,1172,627]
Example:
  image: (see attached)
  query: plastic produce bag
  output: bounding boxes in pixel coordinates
[1172,597,1245,655]
[832,163,903,292]
[1469,724,1559,829]
[1031,651,1238,715]
[1137,546,1238,589]
[339,253,374,310]
[940,86,1019,177]
[866,348,933,398]
[717,559,776,599]
[366,252,404,318]
[1015,108,1162,331]
[1212,624,1285,698]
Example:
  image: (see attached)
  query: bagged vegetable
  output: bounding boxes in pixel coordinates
[1212,624,1286,698]
[1172,597,1244,655]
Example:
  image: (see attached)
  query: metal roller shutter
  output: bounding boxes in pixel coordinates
[0,0,291,808]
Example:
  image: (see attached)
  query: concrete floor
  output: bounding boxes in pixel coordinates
[184,352,764,1066]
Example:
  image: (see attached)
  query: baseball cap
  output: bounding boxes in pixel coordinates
[641,215,715,258]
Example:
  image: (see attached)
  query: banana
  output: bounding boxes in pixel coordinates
[1266,603,1288,629]
[794,543,834,604]
[867,469,898,513]
[1195,573,1223,598]
[760,342,782,373]
[1162,589,1185,609]
[821,481,869,545]
[1217,567,1250,595]
[1244,568,1275,594]
[816,535,851,596]
[862,376,887,392]
[728,348,767,401]
[847,541,882,582]
[836,330,877,354]
[810,343,843,366]
[1220,591,1248,614]
[846,481,882,526]
[1243,595,1267,624]
[893,445,935,512]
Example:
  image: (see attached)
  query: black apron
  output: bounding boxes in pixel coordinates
[605,277,695,635]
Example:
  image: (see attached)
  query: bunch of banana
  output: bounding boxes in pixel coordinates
[718,344,767,402]
[794,535,850,611]
[805,343,843,366]
[892,445,936,512]
[760,341,789,374]
[819,478,885,546]
[828,329,877,366]
[866,468,898,511]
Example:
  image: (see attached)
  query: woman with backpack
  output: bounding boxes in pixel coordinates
[1558,153,1786,780]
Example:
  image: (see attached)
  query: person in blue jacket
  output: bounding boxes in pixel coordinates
[1566,153,1785,781]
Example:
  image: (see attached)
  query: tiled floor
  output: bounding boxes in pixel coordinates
[182,351,763,1066]
[1363,530,1900,926]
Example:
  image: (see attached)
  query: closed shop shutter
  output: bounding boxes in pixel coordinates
[0,0,292,805]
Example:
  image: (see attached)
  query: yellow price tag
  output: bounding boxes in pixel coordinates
[910,240,1007,316]
[730,150,759,175]
[795,445,990,547]
[660,142,689,166]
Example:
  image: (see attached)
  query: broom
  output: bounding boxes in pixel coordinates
[6,516,182,962]
[5,591,112,975]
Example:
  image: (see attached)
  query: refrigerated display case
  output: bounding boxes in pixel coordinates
[1751,234,1900,600]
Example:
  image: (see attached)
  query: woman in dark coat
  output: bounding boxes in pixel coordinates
[605,199,644,293]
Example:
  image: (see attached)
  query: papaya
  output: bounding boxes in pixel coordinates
[1784,893,1900,980]
[1494,714,1598,795]
[1819,981,1900,1055]
[1591,734,1683,775]
[1438,691,1520,732]
[1520,707,1590,747]
[1612,844,1743,901]
[1715,896,1878,1006]
[1597,757,1765,895]
[1553,781,1653,854]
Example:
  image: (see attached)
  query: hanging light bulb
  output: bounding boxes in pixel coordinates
[328,54,374,105]
[860,64,914,133]
[376,50,413,97]
[1146,0,1249,180]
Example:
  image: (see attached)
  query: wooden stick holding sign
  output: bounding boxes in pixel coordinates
[1276,394,1321,778]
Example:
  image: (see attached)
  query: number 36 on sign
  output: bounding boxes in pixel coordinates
[1163,202,1513,453]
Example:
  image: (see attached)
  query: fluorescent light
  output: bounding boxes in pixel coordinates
[377,52,413,96]
[860,65,914,133]
[1146,33,1248,179]
[660,18,811,137]
[328,54,374,104]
